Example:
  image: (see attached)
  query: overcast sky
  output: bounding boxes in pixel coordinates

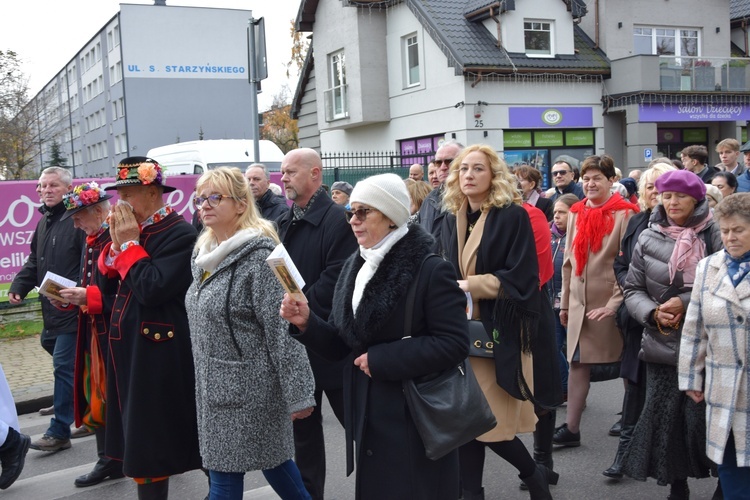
[1,0,304,111]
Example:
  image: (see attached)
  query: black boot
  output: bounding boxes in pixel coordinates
[667,478,689,500]
[603,382,643,479]
[521,411,559,490]
[520,463,553,500]
[461,487,485,500]
[137,478,169,500]
[74,427,124,487]
[0,428,31,490]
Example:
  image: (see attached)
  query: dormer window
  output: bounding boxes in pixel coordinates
[524,20,554,57]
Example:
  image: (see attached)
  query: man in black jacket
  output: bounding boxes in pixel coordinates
[276,148,357,500]
[246,164,288,221]
[681,145,717,183]
[417,140,464,237]
[9,167,84,452]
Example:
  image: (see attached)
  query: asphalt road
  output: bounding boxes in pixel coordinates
[7,378,719,499]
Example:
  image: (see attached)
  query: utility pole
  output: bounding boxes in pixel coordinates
[248,16,268,164]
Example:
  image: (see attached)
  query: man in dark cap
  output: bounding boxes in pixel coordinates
[98,157,201,498]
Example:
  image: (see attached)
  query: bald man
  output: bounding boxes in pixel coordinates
[276,148,357,499]
[409,163,424,181]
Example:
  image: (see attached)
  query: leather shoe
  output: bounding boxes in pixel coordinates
[29,434,71,452]
[71,426,94,439]
[38,405,54,416]
[609,416,622,437]
[552,423,581,447]
[74,461,124,487]
[0,431,30,490]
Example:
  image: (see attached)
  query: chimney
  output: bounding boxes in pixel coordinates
[154,0,166,5]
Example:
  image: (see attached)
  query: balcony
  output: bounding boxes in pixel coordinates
[658,56,750,92]
[607,55,750,95]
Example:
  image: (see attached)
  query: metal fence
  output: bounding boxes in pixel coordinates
[320,151,434,187]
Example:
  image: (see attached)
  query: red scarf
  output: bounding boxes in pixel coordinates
[570,195,639,276]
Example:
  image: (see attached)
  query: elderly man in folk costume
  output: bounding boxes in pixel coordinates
[98,157,201,499]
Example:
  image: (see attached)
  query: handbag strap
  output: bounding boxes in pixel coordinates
[403,253,437,339]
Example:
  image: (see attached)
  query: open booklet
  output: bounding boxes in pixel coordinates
[36,271,77,302]
[266,243,308,303]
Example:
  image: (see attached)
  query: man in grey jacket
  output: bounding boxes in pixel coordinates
[417,140,464,237]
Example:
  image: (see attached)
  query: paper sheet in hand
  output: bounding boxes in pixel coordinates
[38,271,76,302]
[266,243,307,303]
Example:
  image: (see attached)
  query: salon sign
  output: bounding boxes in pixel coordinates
[639,104,750,122]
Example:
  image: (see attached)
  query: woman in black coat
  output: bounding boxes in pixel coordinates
[515,165,553,221]
[281,173,469,500]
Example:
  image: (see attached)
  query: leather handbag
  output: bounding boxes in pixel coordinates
[468,319,494,358]
[401,254,497,460]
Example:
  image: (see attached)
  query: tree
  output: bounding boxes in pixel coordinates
[47,140,68,166]
[0,49,40,180]
[261,87,299,154]
[286,20,310,78]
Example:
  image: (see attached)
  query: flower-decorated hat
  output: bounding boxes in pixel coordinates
[105,156,176,192]
[61,181,112,220]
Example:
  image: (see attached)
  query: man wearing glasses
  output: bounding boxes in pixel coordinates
[276,148,357,500]
[549,160,585,203]
[417,140,464,235]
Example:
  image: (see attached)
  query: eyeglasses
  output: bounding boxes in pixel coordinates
[435,158,454,166]
[345,207,378,222]
[551,170,572,177]
[194,194,233,209]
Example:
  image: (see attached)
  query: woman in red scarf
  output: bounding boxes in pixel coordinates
[553,155,638,448]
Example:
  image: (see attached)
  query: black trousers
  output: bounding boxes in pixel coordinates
[293,388,345,500]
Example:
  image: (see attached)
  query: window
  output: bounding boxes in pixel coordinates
[114,25,120,47]
[325,51,348,121]
[403,34,420,87]
[633,26,699,57]
[524,21,552,56]
[108,30,113,51]
[109,62,122,85]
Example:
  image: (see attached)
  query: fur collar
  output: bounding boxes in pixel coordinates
[331,225,434,354]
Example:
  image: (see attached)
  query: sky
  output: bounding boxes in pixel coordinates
[1,0,304,111]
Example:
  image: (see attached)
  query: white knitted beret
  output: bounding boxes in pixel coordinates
[350,173,411,228]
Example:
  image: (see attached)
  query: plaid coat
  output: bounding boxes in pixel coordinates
[678,252,750,466]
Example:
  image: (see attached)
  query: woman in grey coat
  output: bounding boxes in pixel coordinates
[186,167,315,500]
[621,170,721,500]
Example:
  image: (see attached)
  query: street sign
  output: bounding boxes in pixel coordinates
[644,148,653,162]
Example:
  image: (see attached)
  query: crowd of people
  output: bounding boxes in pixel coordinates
[2,137,749,500]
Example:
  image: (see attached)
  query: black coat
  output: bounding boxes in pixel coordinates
[10,202,85,334]
[276,192,358,390]
[73,229,118,428]
[293,226,468,500]
[533,196,554,222]
[98,211,201,478]
[257,189,289,221]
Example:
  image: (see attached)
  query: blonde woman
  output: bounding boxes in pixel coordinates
[186,167,315,500]
[439,144,554,499]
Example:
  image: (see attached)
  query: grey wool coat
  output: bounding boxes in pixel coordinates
[186,234,315,473]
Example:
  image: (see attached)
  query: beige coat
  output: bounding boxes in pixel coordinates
[456,204,536,442]
[561,205,633,363]
[679,253,750,467]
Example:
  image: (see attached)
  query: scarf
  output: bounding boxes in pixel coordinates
[725,249,750,288]
[655,211,713,286]
[550,221,565,239]
[570,195,638,276]
[194,227,260,273]
[352,224,409,314]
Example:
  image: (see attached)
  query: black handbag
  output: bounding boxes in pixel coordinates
[468,319,494,358]
[401,255,497,460]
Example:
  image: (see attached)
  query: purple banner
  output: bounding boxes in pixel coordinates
[0,172,283,302]
[639,104,750,122]
[508,107,593,128]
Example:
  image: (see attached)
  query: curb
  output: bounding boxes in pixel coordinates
[17,395,53,417]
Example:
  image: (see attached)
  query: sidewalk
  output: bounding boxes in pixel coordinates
[0,335,54,415]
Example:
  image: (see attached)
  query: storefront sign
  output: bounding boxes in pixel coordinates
[509,107,593,128]
[682,129,707,143]
[565,130,594,146]
[640,104,750,122]
[503,131,533,148]
[534,131,564,147]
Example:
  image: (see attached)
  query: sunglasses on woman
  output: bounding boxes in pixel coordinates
[345,207,379,222]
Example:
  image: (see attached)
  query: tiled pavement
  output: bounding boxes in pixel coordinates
[0,335,53,415]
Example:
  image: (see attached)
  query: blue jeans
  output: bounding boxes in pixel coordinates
[48,332,75,439]
[208,471,244,500]
[718,432,750,498]
[553,311,569,393]
[262,459,312,500]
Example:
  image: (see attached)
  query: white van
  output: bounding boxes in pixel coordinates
[146,139,285,176]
